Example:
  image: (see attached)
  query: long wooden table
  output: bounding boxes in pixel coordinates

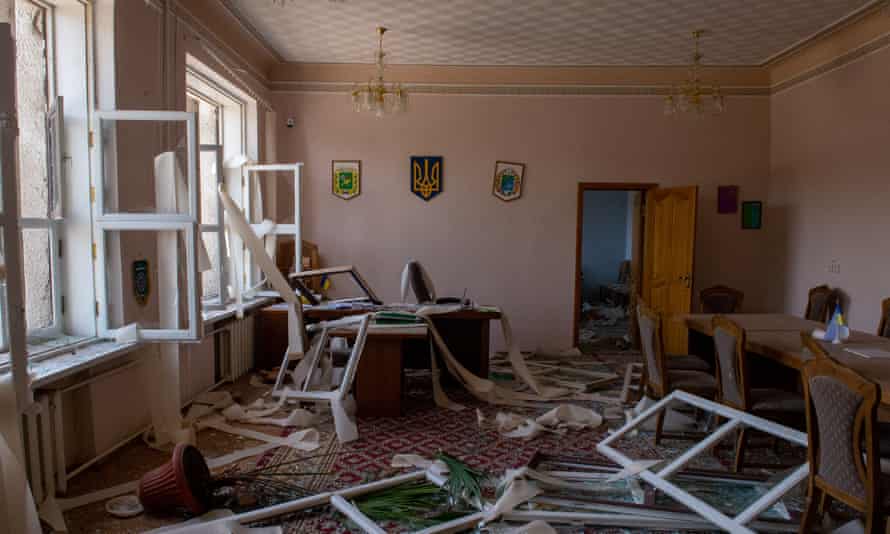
[684,313,890,405]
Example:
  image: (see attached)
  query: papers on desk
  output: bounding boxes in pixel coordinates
[844,347,890,359]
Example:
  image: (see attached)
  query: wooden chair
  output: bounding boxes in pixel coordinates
[878,298,890,339]
[637,302,717,444]
[712,316,805,472]
[699,285,744,314]
[805,285,841,324]
[636,296,709,373]
[799,355,887,534]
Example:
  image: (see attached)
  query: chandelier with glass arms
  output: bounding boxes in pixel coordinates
[664,30,725,116]
[351,27,408,117]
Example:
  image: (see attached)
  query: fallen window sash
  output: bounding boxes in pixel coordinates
[596,390,808,534]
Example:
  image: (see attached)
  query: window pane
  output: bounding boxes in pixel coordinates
[103,229,191,331]
[201,231,219,299]
[199,150,218,225]
[99,119,192,215]
[197,98,219,145]
[15,0,50,219]
[22,227,53,331]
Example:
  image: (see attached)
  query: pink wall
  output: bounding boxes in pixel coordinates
[770,46,890,332]
[273,92,772,349]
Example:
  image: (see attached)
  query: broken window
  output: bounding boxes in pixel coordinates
[186,59,255,311]
[14,0,62,339]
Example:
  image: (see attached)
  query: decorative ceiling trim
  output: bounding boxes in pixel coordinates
[268,81,769,97]
[170,0,278,78]
[762,0,884,66]
[772,28,890,95]
[216,0,285,63]
[770,1,890,87]
[269,63,769,88]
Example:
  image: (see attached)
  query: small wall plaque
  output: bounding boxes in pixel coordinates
[133,259,150,306]
[741,201,763,230]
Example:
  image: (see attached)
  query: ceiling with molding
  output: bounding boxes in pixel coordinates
[227,0,875,66]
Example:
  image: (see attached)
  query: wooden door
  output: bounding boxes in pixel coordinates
[642,186,698,354]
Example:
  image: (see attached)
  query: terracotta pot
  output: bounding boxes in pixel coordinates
[138,443,212,515]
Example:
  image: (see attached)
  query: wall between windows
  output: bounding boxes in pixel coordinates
[272,91,772,350]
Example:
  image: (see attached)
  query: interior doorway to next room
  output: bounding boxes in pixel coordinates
[574,183,654,353]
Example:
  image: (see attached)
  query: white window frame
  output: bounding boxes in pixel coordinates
[242,163,302,297]
[14,0,65,341]
[92,110,202,341]
[597,390,809,534]
[2,23,33,409]
[199,143,228,310]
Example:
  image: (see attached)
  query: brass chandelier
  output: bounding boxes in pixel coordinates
[351,27,408,117]
[664,30,725,116]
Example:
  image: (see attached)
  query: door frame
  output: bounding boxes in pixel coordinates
[573,182,658,347]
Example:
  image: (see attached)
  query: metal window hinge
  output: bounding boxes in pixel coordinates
[61,296,65,315]
[89,186,95,203]
[95,301,100,316]
[88,130,94,148]
[91,242,97,259]
[58,239,63,258]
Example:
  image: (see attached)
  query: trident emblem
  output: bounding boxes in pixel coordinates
[410,156,443,201]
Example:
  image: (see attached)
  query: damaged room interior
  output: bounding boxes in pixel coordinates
[3,1,890,533]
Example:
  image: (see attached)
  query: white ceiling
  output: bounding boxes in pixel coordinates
[228,0,875,66]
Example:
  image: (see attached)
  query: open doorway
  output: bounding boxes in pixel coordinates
[573,183,654,352]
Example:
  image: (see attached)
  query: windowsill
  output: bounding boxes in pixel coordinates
[28,339,142,389]
[201,295,275,324]
[0,334,95,369]
[0,295,276,389]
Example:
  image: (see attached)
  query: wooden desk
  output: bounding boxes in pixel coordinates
[684,313,890,405]
[329,324,428,418]
[256,303,501,417]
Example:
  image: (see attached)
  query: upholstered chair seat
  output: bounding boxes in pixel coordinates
[666,353,710,372]
[666,369,717,395]
[748,388,806,413]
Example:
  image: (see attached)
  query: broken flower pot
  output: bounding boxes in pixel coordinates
[138,443,213,516]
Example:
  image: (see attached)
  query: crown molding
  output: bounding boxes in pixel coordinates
[216,0,285,63]
[175,0,278,78]
[268,62,769,90]
[268,80,770,97]
[769,2,890,89]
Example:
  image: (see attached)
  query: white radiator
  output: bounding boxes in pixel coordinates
[22,393,59,504]
[22,315,257,499]
[227,314,255,381]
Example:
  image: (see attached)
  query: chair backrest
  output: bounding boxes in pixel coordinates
[637,302,666,398]
[878,298,890,339]
[805,285,840,323]
[617,260,632,284]
[802,357,880,513]
[712,316,748,410]
[699,285,744,314]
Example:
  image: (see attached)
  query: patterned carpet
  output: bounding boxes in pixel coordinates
[63,349,810,533]
[219,351,807,533]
